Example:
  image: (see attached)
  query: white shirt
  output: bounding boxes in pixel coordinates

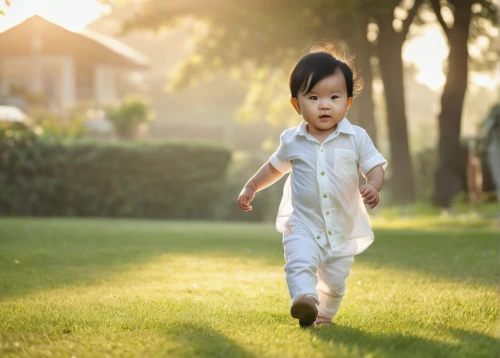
[269,118,388,256]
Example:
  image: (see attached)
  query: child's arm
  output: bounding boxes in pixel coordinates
[238,162,285,211]
[357,128,387,210]
[360,166,385,209]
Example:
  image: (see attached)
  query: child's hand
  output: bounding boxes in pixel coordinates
[238,187,255,211]
[360,184,379,209]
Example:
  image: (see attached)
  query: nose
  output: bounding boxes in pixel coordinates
[319,99,330,110]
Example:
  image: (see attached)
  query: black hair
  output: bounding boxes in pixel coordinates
[289,44,361,99]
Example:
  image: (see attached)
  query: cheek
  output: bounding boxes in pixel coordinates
[334,102,349,111]
[302,103,316,114]
[303,108,315,118]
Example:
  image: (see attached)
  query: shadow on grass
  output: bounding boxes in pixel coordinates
[161,322,255,358]
[0,218,497,300]
[310,324,499,358]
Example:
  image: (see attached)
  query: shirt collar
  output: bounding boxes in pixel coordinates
[293,121,308,137]
[337,118,356,135]
[293,118,356,137]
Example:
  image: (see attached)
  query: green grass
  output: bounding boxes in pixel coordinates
[0,216,498,357]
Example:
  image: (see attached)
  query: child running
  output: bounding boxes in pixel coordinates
[237,43,388,328]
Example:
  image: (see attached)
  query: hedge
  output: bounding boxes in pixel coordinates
[0,129,232,219]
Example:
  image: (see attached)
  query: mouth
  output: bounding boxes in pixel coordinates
[319,115,331,120]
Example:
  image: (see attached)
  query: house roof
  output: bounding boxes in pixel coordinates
[79,28,150,68]
[0,15,149,68]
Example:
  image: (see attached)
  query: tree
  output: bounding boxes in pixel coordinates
[362,0,424,204]
[124,0,423,203]
[430,0,498,207]
[123,1,378,138]
[321,3,378,145]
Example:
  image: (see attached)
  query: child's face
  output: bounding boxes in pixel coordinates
[290,71,353,133]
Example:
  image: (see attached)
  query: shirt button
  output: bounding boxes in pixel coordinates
[321,171,325,176]
[316,235,320,240]
[328,230,332,235]
[323,194,327,198]
[321,149,324,152]
[325,211,330,215]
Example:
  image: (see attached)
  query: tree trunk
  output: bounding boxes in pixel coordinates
[353,45,377,145]
[432,3,471,207]
[375,17,416,205]
[342,13,378,145]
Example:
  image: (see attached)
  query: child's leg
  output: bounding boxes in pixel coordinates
[283,226,322,304]
[316,255,354,321]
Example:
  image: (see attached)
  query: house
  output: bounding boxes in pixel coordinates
[86,8,252,145]
[0,15,149,113]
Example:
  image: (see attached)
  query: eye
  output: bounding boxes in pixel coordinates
[331,95,339,99]
[309,96,318,100]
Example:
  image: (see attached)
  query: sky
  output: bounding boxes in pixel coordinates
[0,0,498,92]
[0,0,110,31]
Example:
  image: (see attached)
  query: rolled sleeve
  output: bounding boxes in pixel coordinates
[270,153,292,173]
[269,130,292,173]
[357,130,388,176]
[360,152,387,175]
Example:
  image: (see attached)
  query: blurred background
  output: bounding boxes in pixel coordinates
[0,0,498,222]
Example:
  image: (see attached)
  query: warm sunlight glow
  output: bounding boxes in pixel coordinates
[403,22,498,91]
[0,0,109,32]
[471,73,497,89]
[403,24,448,91]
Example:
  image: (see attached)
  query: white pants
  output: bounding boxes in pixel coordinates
[283,224,354,320]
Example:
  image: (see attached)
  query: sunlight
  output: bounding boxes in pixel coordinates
[403,22,498,91]
[472,73,498,90]
[403,24,448,91]
[0,1,496,92]
[0,0,109,32]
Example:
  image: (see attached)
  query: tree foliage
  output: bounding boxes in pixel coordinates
[124,1,363,90]
[124,0,427,204]
[0,0,10,15]
[430,0,498,72]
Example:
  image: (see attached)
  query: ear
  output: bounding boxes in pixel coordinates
[347,97,353,109]
[345,97,354,114]
[290,98,301,115]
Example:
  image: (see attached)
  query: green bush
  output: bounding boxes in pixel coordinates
[106,96,154,140]
[0,130,231,219]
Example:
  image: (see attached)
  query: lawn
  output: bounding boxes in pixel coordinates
[0,216,498,357]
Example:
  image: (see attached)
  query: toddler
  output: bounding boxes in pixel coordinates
[237,45,387,328]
